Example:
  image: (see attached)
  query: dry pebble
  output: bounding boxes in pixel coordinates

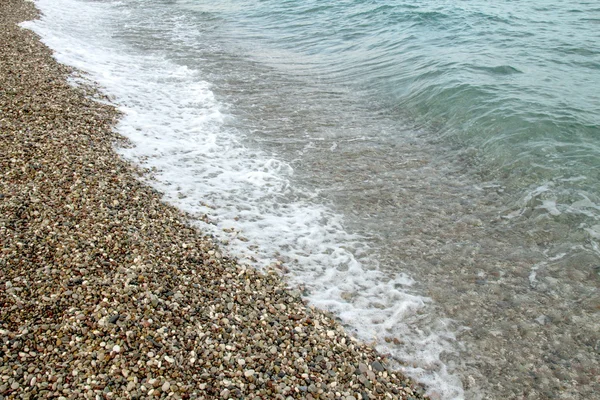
[0,0,428,399]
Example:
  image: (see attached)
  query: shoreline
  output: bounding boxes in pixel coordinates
[0,1,428,399]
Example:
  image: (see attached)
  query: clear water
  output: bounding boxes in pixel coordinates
[24,0,600,398]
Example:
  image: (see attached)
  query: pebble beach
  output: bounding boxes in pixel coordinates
[0,1,429,399]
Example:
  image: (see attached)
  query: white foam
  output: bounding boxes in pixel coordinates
[23,1,465,398]
[585,225,600,239]
[536,199,561,216]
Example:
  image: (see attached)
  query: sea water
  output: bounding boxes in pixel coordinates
[23,0,600,398]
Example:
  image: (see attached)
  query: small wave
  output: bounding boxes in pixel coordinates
[469,64,523,75]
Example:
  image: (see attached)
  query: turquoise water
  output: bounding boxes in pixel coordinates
[179,0,600,268]
[194,0,600,221]
[28,0,600,398]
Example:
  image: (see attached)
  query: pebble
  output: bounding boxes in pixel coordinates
[372,360,385,372]
[358,363,369,374]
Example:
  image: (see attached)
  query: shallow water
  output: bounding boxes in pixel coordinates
[24,0,600,398]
